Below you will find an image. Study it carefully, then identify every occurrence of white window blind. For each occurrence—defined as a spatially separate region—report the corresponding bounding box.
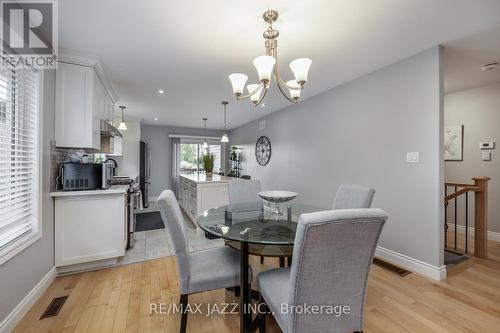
[0,66,40,251]
[209,144,221,172]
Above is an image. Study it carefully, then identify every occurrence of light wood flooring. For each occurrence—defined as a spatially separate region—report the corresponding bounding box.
[13,239,500,333]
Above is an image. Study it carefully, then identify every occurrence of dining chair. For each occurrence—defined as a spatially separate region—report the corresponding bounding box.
[227,179,262,205]
[332,184,376,210]
[157,190,252,333]
[257,208,387,333]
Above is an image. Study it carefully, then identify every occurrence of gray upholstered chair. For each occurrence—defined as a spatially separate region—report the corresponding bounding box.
[227,179,262,205]
[157,190,252,333]
[257,208,387,333]
[332,184,376,210]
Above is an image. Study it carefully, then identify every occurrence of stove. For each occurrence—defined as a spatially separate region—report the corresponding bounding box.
[111,177,134,186]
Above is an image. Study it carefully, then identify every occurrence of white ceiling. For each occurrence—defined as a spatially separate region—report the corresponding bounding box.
[59,0,500,129]
[444,26,500,94]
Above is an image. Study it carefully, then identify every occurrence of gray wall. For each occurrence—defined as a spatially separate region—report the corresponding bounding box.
[141,125,227,198]
[445,82,500,233]
[230,47,444,267]
[0,70,56,321]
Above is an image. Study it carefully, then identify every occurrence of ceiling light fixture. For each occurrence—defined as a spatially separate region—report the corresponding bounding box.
[229,10,311,107]
[221,101,229,143]
[202,117,208,149]
[118,105,127,130]
[154,117,158,121]
[158,89,165,94]
[481,62,499,71]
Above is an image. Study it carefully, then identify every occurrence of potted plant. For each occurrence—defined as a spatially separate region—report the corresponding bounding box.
[230,146,239,161]
[202,153,215,178]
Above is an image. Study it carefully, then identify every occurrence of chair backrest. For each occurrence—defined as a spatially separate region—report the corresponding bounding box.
[332,184,375,210]
[288,208,387,333]
[227,179,262,205]
[157,190,190,294]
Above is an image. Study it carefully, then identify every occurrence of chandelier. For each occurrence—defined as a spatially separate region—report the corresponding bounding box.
[228,10,312,106]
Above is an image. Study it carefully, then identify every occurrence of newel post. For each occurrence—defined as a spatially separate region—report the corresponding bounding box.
[473,176,490,259]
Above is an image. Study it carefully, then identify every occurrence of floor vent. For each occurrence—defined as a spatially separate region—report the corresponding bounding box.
[373,258,411,277]
[40,296,68,319]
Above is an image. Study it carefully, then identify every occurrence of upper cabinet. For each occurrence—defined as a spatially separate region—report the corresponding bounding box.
[55,50,117,149]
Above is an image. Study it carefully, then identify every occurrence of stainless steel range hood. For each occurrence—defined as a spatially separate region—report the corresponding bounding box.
[100,119,123,138]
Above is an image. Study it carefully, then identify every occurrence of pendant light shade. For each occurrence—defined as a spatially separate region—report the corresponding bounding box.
[202,118,208,149]
[118,105,127,130]
[253,55,276,82]
[289,58,312,84]
[221,101,229,143]
[229,73,248,95]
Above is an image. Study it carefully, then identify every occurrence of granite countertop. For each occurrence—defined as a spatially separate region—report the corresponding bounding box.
[179,174,238,184]
[50,185,129,197]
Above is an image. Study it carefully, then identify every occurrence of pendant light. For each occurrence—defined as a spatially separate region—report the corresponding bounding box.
[221,101,229,143]
[118,105,127,130]
[202,118,208,149]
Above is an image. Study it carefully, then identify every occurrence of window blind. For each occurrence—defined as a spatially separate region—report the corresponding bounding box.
[0,66,40,250]
[209,144,221,172]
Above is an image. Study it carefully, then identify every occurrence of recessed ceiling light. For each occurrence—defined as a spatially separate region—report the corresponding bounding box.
[261,103,266,108]
[154,117,158,121]
[158,89,165,94]
[481,62,499,71]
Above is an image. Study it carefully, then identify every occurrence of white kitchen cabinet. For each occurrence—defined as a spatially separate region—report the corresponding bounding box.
[55,58,116,149]
[178,174,235,224]
[52,189,127,270]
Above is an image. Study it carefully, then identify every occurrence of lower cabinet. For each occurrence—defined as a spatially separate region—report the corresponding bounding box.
[179,177,229,224]
[54,193,126,269]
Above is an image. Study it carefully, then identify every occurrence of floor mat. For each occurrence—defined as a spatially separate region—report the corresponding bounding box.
[135,212,165,232]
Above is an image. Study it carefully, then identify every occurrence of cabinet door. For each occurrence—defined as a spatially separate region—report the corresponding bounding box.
[55,62,95,148]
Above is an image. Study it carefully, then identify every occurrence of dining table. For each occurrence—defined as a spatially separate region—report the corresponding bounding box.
[197,200,322,333]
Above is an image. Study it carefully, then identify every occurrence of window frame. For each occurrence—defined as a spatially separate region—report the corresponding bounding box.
[0,69,44,266]
[179,139,223,176]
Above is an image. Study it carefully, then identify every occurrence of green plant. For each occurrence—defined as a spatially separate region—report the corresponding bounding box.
[230,146,239,160]
[202,153,215,173]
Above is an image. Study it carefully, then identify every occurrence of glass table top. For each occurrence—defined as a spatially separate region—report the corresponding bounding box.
[197,201,323,245]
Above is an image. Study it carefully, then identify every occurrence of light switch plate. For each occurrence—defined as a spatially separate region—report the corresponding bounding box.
[482,151,491,161]
[406,152,420,163]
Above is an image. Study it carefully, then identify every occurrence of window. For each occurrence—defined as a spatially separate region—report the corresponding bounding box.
[179,141,222,175]
[0,66,41,264]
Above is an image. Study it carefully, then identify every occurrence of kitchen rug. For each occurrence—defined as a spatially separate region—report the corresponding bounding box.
[135,212,165,232]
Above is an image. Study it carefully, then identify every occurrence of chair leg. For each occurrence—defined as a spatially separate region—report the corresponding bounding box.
[279,257,285,267]
[260,256,264,264]
[179,294,188,333]
[287,256,292,266]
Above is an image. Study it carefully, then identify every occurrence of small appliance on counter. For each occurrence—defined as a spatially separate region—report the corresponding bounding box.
[58,162,114,191]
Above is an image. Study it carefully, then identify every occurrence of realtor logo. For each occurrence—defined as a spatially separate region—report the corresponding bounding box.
[1,0,57,68]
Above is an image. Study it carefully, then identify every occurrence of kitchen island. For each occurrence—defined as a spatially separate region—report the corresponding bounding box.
[50,185,128,273]
[178,174,240,224]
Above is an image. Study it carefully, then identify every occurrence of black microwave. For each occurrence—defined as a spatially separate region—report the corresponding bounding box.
[60,162,113,191]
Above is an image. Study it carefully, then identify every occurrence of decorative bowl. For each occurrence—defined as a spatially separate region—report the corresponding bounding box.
[258,191,298,203]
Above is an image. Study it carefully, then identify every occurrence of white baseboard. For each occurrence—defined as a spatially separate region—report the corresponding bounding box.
[375,246,447,281]
[0,266,57,333]
[448,225,500,242]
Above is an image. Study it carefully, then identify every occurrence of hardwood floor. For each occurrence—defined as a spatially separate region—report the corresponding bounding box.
[13,243,500,333]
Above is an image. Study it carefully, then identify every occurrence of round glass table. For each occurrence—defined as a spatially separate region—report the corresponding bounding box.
[197,201,323,333]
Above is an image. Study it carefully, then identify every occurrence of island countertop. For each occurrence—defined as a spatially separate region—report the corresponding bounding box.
[179,174,238,184]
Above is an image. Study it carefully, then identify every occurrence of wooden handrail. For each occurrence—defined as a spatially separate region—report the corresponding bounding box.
[444,182,475,187]
[443,186,481,204]
[444,176,490,259]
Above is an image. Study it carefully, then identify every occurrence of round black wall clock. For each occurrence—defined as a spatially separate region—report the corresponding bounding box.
[255,136,271,166]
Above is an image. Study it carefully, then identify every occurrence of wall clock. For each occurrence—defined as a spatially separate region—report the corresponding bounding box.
[255,136,271,166]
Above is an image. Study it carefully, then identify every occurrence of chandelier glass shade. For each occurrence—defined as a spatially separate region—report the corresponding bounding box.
[229,10,311,106]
